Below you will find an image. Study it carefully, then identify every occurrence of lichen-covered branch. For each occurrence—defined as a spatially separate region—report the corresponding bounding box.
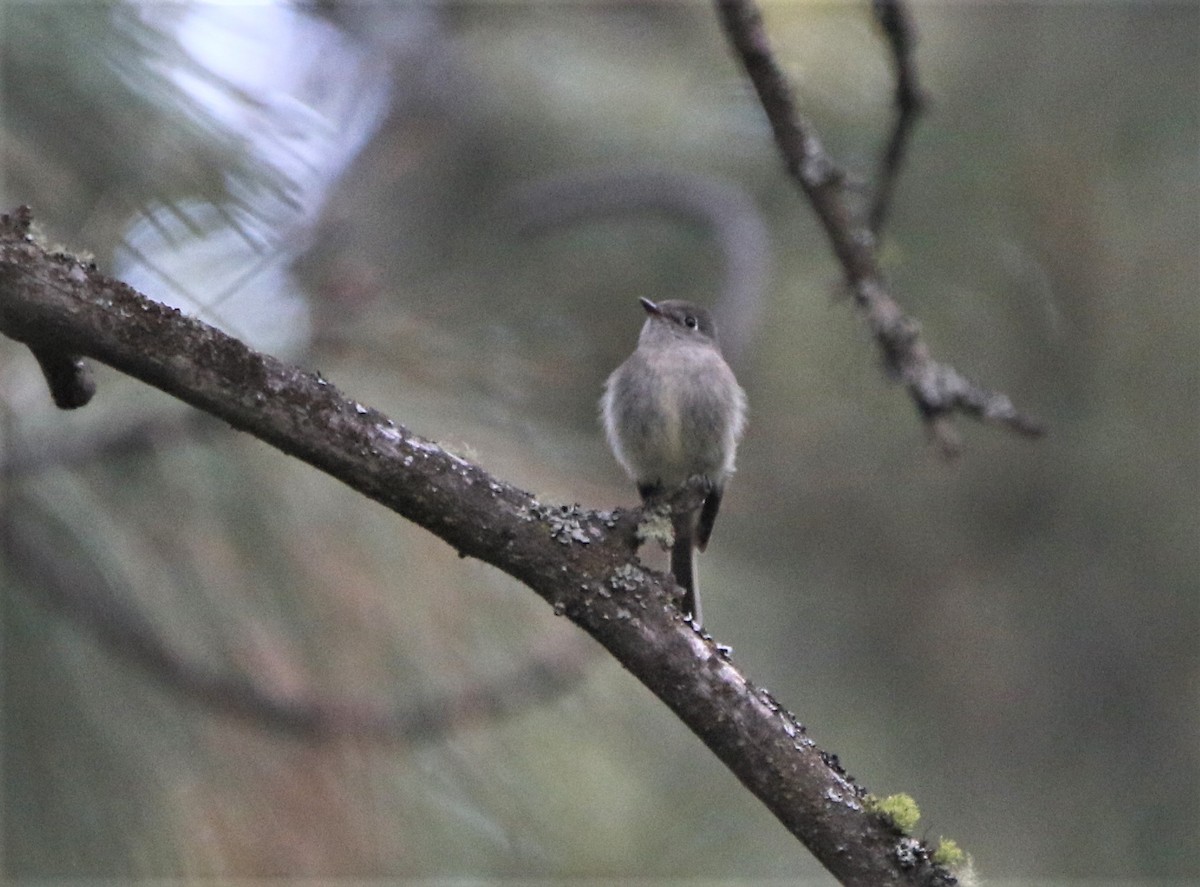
[0,206,955,885]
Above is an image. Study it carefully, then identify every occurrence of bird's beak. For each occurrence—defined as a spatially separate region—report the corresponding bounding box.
[639,297,660,316]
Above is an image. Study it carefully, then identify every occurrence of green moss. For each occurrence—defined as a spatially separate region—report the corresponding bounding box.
[932,837,965,868]
[866,792,921,833]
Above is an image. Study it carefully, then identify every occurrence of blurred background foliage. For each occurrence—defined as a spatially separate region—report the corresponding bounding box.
[1,1,1197,882]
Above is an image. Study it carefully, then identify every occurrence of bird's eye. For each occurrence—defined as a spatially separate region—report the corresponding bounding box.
[684,315,698,329]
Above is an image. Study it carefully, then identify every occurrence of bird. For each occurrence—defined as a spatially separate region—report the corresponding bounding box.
[601,297,747,626]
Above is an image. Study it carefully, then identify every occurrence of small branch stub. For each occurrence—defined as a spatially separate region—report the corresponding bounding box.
[0,207,96,409]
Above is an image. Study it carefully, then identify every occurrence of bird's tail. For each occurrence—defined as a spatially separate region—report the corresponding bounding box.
[671,514,702,626]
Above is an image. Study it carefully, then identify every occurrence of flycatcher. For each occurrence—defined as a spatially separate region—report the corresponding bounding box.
[601,298,747,626]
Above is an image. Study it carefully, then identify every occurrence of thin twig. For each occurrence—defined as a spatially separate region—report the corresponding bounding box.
[869,0,927,234]
[714,0,1044,452]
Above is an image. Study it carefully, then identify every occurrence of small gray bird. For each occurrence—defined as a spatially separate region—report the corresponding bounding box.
[601,298,747,626]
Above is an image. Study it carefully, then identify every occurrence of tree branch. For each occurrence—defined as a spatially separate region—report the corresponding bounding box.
[714,0,1044,454]
[0,205,955,884]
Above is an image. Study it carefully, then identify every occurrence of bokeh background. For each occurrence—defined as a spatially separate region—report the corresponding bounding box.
[2,2,1196,883]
